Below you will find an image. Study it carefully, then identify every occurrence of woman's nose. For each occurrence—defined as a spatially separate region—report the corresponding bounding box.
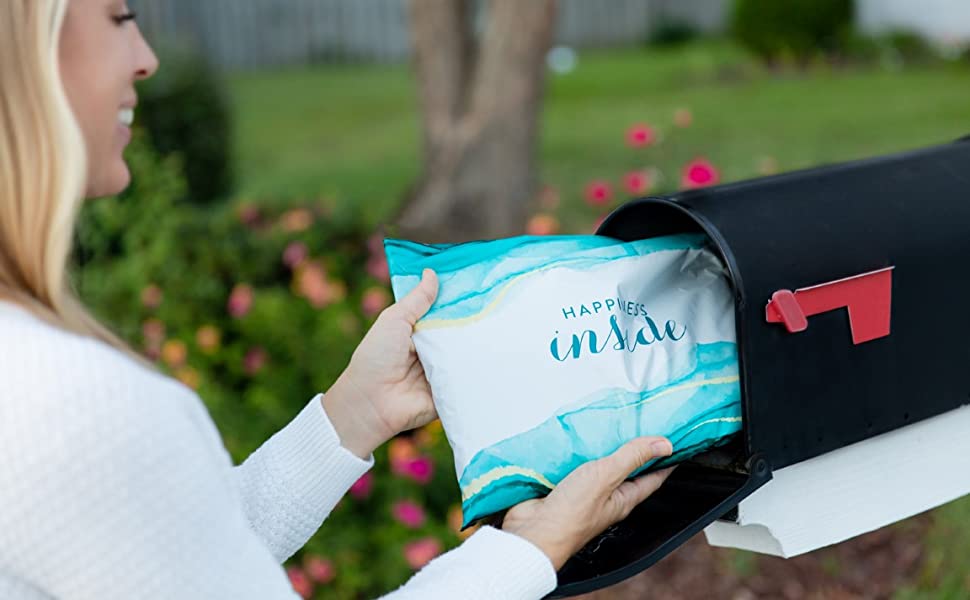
[134,28,159,81]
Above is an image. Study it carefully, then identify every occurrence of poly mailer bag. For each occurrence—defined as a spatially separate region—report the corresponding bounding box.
[385,233,741,527]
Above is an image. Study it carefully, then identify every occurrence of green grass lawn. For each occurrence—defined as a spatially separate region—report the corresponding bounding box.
[229,40,970,231]
[227,40,970,596]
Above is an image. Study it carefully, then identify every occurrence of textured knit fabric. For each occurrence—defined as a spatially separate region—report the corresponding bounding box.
[0,300,557,599]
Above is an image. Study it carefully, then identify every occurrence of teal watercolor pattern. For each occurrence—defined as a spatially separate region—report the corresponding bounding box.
[457,342,741,527]
[385,233,707,324]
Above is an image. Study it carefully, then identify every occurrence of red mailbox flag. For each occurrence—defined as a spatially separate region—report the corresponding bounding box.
[766,267,893,345]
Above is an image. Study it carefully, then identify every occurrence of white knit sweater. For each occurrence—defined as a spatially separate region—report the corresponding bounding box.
[0,301,557,599]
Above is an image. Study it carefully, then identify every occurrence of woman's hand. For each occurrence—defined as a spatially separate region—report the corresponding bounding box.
[501,437,676,570]
[323,269,439,458]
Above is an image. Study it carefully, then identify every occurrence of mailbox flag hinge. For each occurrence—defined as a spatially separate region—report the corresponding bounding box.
[766,267,893,345]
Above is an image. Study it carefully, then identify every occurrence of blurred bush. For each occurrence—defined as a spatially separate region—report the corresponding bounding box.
[75,132,470,598]
[647,21,700,47]
[730,0,854,65]
[843,29,946,69]
[136,45,235,205]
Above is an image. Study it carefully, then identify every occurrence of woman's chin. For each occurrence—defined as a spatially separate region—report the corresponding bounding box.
[85,163,131,200]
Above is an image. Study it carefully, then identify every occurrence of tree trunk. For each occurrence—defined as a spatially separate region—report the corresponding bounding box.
[398,0,557,242]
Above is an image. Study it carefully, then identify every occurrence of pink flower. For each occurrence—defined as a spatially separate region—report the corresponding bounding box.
[349,472,373,500]
[525,213,559,236]
[282,242,309,269]
[626,123,656,148]
[286,565,314,599]
[237,203,262,227]
[141,284,163,309]
[367,233,385,257]
[294,262,335,309]
[244,346,268,376]
[227,283,254,318]
[392,500,426,529]
[681,158,720,189]
[361,287,392,318]
[142,318,166,343]
[674,107,693,128]
[403,537,442,570]
[303,556,335,585]
[623,171,651,196]
[366,255,390,283]
[584,181,613,207]
[403,456,434,485]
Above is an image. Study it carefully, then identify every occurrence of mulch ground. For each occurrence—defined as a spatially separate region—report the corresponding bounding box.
[578,514,929,600]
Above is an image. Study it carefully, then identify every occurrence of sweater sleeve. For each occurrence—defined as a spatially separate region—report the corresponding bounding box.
[232,393,374,562]
[381,527,558,600]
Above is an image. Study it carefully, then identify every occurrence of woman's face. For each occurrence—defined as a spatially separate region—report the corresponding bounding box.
[59,0,158,198]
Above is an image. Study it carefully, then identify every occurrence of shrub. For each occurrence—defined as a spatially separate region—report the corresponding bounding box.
[75,132,472,598]
[730,0,854,65]
[647,21,700,47]
[136,45,235,205]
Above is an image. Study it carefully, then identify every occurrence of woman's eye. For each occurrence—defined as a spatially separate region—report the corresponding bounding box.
[112,11,137,25]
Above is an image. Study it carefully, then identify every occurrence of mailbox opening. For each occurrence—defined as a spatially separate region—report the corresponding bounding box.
[549,199,769,599]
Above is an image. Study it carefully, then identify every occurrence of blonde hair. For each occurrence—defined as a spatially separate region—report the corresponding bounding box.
[0,0,154,368]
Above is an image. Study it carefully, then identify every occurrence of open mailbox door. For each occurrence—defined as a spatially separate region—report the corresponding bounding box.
[550,136,970,597]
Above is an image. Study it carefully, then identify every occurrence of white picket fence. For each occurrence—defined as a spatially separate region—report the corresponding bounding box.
[130,0,729,70]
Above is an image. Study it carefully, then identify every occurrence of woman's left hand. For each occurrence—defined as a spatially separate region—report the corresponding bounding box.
[323,269,439,458]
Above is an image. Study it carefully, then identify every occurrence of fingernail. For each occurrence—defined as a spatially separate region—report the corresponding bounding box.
[650,440,672,456]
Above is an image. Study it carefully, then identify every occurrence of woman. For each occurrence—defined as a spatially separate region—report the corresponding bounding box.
[0,1,676,598]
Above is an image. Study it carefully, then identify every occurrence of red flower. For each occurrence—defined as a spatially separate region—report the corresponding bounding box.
[584,181,613,207]
[392,500,426,529]
[623,171,651,196]
[526,213,559,236]
[349,472,373,500]
[681,158,720,189]
[286,566,314,599]
[403,537,443,570]
[303,556,335,585]
[625,123,656,148]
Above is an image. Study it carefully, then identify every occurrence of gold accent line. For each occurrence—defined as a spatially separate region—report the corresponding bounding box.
[684,416,742,435]
[461,466,556,501]
[460,375,741,502]
[623,375,740,411]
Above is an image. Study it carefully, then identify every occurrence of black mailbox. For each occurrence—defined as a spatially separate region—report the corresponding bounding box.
[550,136,970,597]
